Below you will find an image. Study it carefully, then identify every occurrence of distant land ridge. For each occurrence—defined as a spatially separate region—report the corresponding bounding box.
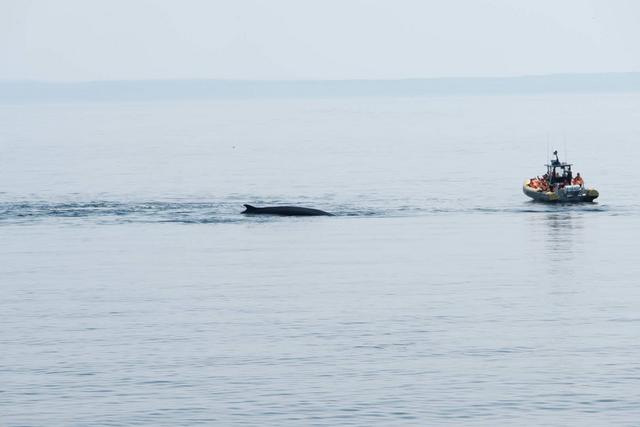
[2,72,640,103]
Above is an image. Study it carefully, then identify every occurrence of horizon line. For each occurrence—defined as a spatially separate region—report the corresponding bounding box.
[3,71,640,85]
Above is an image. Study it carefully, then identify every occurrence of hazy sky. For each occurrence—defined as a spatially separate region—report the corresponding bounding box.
[2,0,639,81]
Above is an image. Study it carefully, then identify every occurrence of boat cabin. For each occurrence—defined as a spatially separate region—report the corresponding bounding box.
[545,151,573,185]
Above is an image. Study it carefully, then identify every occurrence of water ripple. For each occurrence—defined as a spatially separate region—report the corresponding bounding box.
[0,198,629,225]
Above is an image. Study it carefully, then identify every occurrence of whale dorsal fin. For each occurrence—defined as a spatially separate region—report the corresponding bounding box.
[243,204,258,213]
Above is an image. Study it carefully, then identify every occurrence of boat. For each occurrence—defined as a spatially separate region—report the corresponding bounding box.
[523,150,599,202]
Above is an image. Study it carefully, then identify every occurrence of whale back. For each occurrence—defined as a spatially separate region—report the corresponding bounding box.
[242,204,332,216]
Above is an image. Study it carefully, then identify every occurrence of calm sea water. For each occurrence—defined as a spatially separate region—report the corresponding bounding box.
[2,93,640,426]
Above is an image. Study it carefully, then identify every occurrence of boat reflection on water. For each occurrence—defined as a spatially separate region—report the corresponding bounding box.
[540,209,585,275]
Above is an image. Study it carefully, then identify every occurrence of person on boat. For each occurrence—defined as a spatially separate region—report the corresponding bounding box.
[572,173,584,187]
[566,169,573,184]
[539,179,549,192]
[529,178,538,189]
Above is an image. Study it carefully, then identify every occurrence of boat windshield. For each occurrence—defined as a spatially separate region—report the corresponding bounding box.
[545,163,573,184]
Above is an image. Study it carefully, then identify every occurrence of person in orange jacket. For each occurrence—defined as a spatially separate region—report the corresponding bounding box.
[530,178,539,189]
[572,173,584,187]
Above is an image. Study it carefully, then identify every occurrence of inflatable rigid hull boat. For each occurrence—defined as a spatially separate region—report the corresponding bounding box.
[523,150,599,203]
[523,180,599,202]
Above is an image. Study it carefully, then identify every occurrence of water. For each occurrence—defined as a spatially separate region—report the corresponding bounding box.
[2,93,640,426]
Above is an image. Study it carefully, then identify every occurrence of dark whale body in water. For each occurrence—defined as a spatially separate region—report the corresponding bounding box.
[242,204,333,216]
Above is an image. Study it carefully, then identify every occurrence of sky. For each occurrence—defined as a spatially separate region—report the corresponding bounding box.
[1,0,639,81]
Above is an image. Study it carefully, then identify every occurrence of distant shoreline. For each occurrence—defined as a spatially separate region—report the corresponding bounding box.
[2,72,640,103]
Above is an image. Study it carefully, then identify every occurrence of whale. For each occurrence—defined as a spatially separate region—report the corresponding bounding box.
[242,204,333,216]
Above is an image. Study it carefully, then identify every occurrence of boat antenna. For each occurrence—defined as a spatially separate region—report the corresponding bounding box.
[546,135,549,164]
